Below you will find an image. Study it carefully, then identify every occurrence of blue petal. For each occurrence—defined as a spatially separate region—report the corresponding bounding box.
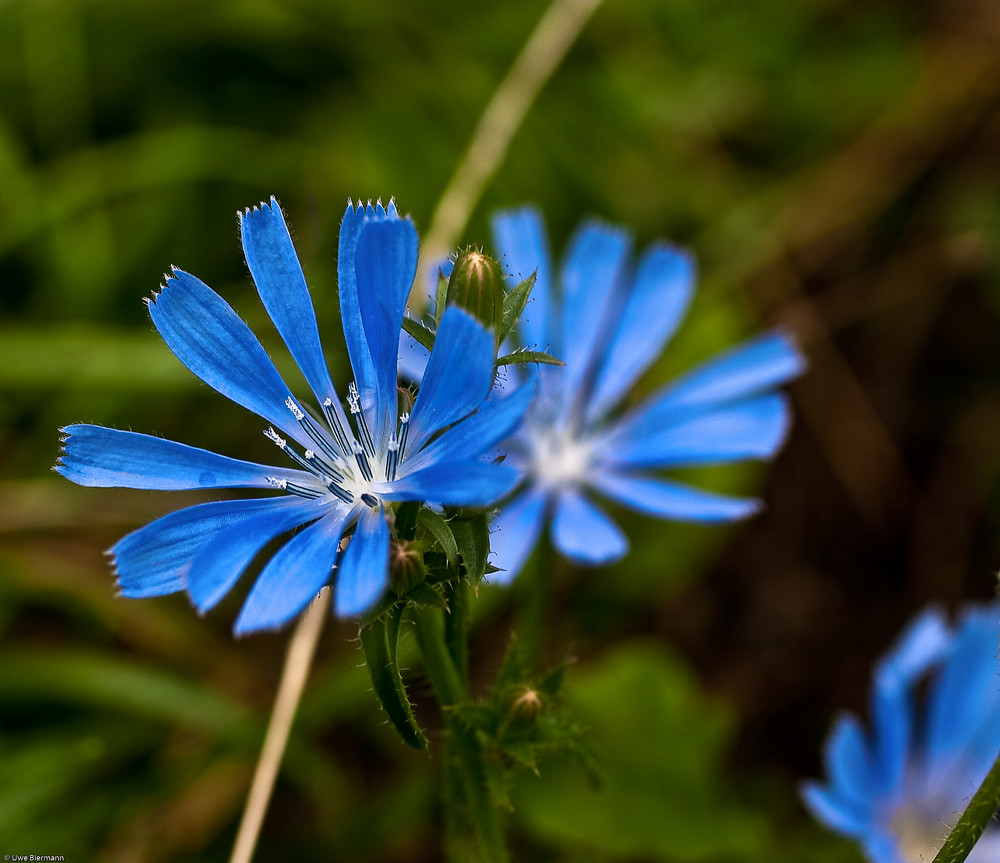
[56,424,307,490]
[407,307,494,451]
[590,471,761,522]
[598,394,791,469]
[233,510,350,635]
[397,327,430,384]
[586,245,694,422]
[800,781,871,837]
[402,378,535,474]
[338,201,398,413]
[556,221,631,415]
[925,606,1000,787]
[111,498,298,598]
[863,608,954,799]
[551,490,627,564]
[487,487,548,586]
[822,715,876,810]
[187,497,329,613]
[354,216,419,443]
[491,207,553,351]
[240,198,339,408]
[623,333,805,433]
[380,460,519,507]
[334,505,389,616]
[148,268,312,448]
[868,665,913,798]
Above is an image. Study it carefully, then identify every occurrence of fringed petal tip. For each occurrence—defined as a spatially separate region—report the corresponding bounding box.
[148,267,193,303]
[343,197,398,220]
[237,195,281,222]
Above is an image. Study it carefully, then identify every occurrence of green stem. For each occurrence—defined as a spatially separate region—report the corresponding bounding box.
[932,747,1000,863]
[414,606,508,863]
[445,579,471,684]
[517,538,554,670]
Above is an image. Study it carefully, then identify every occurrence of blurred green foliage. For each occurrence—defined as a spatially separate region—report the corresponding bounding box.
[2,0,999,859]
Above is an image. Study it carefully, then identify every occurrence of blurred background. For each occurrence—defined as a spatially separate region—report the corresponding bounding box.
[2,0,1000,859]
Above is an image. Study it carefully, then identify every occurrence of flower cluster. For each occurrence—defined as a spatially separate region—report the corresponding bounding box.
[485,208,805,582]
[57,199,528,633]
[802,603,1000,862]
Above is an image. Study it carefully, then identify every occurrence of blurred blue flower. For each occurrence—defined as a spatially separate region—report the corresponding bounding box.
[802,604,1000,862]
[484,208,805,582]
[57,198,526,634]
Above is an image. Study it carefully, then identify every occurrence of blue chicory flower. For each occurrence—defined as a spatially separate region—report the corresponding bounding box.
[482,207,805,582]
[57,198,527,634]
[802,603,1000,862]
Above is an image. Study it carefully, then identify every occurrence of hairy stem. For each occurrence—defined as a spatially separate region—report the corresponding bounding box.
[414,606,508,863]
[229,588,330,863]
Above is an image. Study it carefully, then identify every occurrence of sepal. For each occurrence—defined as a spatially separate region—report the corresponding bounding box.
[497,273,535,344]
[495,348,563,369]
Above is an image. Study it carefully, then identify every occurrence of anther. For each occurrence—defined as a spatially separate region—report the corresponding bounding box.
[396,412,410,463]
[325,480,354,504]
[348,382,376,459]
[323,397,353,454]
[352,440,374,482]
[385,435,399,481]
[266,476,323,499]
[361,493,379,509]
[288,399,346,463]
[285,397,305,422]
[264,428,318,474]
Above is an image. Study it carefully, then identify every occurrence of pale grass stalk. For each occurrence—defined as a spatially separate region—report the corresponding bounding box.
[416,0,606,298]
[229,587,330,863]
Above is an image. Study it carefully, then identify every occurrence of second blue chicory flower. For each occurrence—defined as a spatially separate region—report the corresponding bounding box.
[486,208,805,582]
[57,199,529,633]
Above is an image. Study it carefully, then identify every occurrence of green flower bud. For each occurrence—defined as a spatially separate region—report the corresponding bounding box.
[446,248,505,337]
[512,686,543,718]
[389,539,427,596]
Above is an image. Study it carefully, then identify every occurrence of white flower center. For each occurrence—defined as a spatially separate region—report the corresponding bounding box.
[263,387,408,508]
[529,426,592,490]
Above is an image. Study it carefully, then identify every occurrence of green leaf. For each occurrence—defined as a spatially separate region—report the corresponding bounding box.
[498,274,536,343]
[449,512,491,585]
[401,316,437,352]
[359,606,428,751]
[417,507,459,567]
[495,349,564,368]
[0,651,244,731]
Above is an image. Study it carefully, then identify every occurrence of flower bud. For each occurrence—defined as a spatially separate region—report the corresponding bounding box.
[446,248,505,336]
[389,540,426,595]
[510,686,543,721]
